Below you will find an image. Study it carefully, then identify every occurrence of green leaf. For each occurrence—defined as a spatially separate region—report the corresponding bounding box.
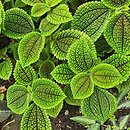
[39,18,59,36]
[21,0,45,6]
[72,1,109,41]
[64,85,82,106]
[45,0,61,7]
[46,101,63,118]
[81,87,118,122]
[32,78,66,109]
[104,12,130,55]
[39,60,55,79]
[0,94,4,101]
[21,103,51,130]
[67,37,97,74]
[118,100,130,109]
[103,54,130,82]
[91,63,122,88]
[102,0,129,9]
[15,0,26,7]
[0,58,12,80]
[31,3,50,17]
[71,72,94,99]
[0,48,7,60]
[3,8,34,39]
[47,4,73,24]
[119,115,129,129]
[51,64,75,84]
[18,32,45,67]
[7,85,29,114]
[14,61,36,85]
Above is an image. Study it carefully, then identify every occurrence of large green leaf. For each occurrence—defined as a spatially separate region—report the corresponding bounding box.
[32,78,66,109]
[104,12,130,55]
[91,63,122,88]
[51,64,75,84]
[47,4,73,24]
[72,1,109,41]
[0,58,12,80]
[71,72,94,99]
[14,61,36,85]
[21,0,45,6]
[45,0,62,7]
[21,103,51,130]
[3,8,34,39]
[18,32,45,67]
[67,37,97,74]
[81,87,117,122]
[7,85,29,114]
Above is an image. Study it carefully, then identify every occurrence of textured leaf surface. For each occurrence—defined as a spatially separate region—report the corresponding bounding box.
[51,64,75,84]
[31,3,50,17]
[47,4,73,24]
[32,79,66,109]
[46,101,63,118]
[7,85,28,114]
[21,103,51,130]
[21,0,45,6]
[18,32,45,67]
[0,59,12,80]
[103,54,130,82]
[3,8,34,39]
[39,18,59,36]
[91,63,122,88]
[64,85,82,106]
[14,61,36,85]
[67,37,97,74]
[104,13,130,55]
[81,87,117,122]
[45,0,61,7]
[71,73,94,99]
[72,1,109,41]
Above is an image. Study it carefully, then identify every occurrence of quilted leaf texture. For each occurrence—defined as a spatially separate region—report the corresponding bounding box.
[39,18,59,36]
[91,63,122,88]
[3,8,34,39]
[31,3,50,17]
[32,78,66,109]
[18,32,45,67]
[14,61,36,85]
[64,85,82,106]
[46,101,63,118]
[81,87,117,122]
[45,0,62,7]
[51,64,75,84]
[103,54,130,82]
[7,85,29,114]
[71,72,94,99]
[67,37,97,74]
[104,12,130,55]
[0,58,12,80]
[72,1,109,41]
[102,0,130,9]
[21,0,45,6]
[21,103,51,130]
[47,4,73,24]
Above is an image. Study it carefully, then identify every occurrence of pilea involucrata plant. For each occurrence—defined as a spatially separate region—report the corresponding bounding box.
[0,0,130,129]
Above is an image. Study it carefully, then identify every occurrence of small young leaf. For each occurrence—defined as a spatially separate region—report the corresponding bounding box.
[67,37,97,74]
[0,94,4,101]
[32,78,66,109]
[104,12,130,55]
[47,4,73,24]
[7,85,29,114]
[14,61,36,85]
[71,73,94,99]
[51,64,75,84]
[18,32,45,67]
[119,115,129,130]
[39,18,59,36]
[46,101,63,118]
[45,0,62,7]
[21,103,51,130]
[15,0,26,7]
[81,87,117,122]
[31,3,50,17]
[91,63,122,88]
[21,0,45,6]
[0,58,12,80]
[3,8,34,39]
[72,1,109,41]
